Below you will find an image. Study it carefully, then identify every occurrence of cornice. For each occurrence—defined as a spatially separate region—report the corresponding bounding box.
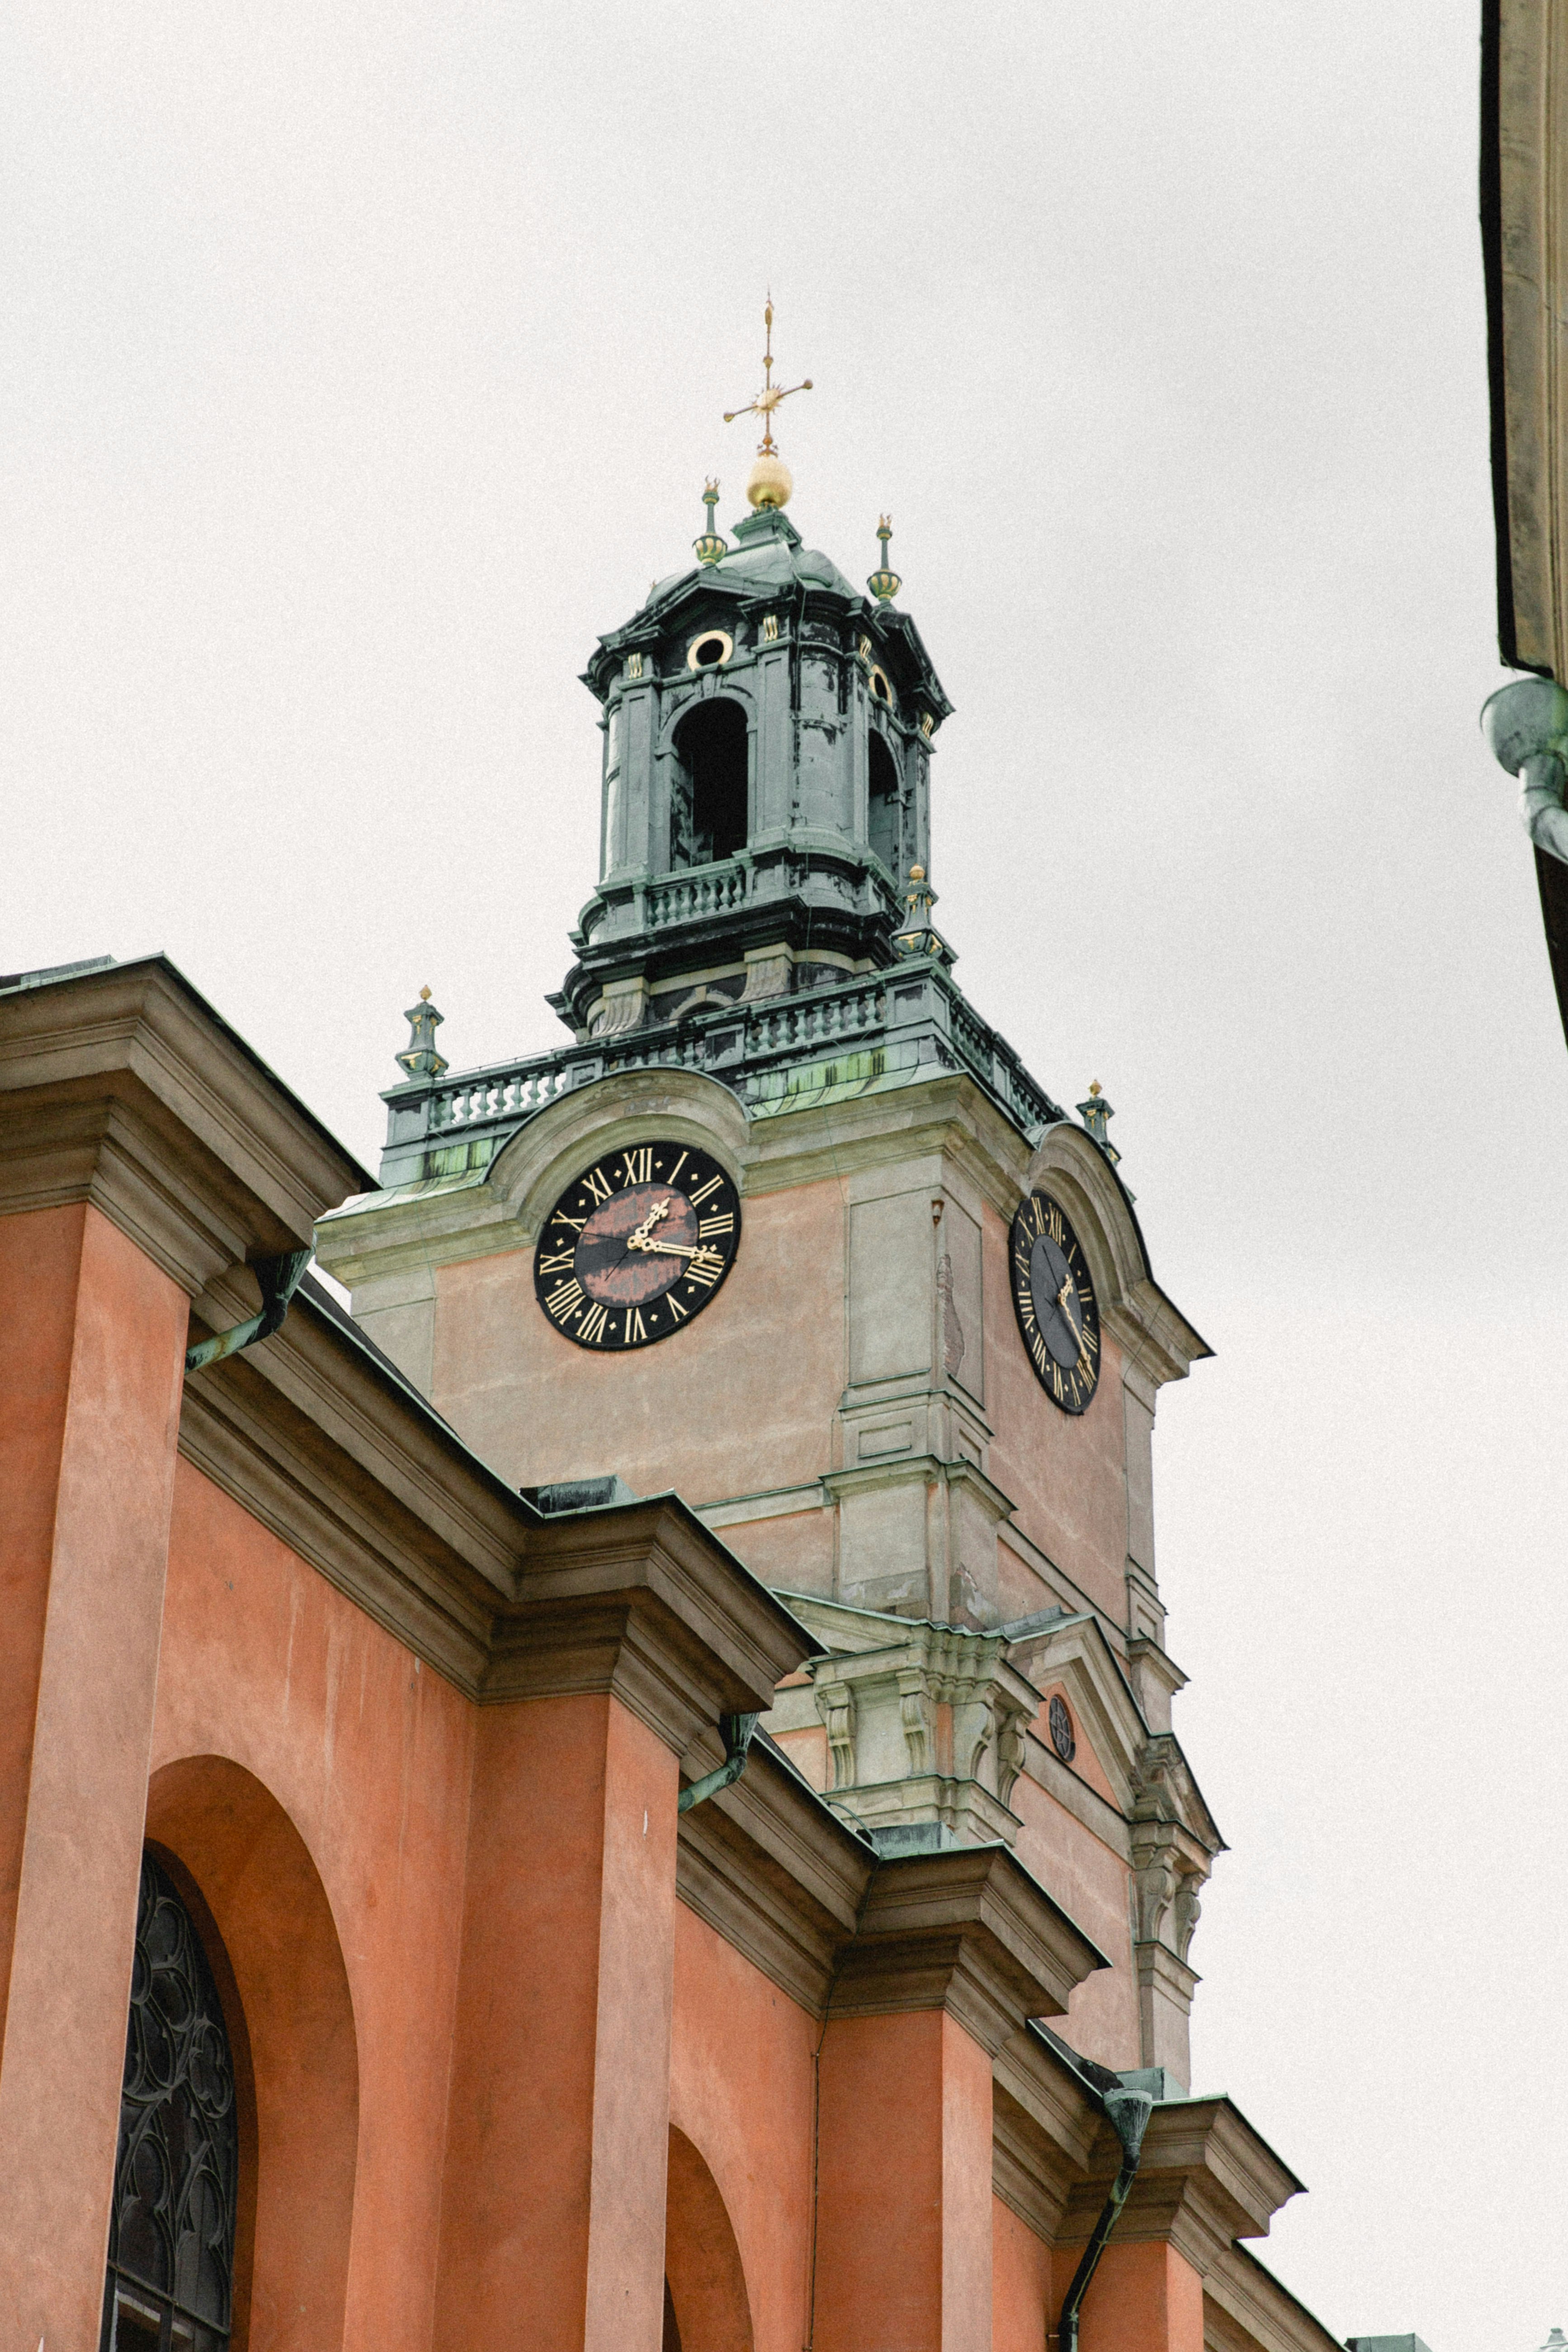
[1058,2095,1305,2274]
[830,1845,1108,2054]
[1202,2243,1341,2352]
[0,957,369,1293]
[675,1737,875,2012]
[991,2081,1078,2242]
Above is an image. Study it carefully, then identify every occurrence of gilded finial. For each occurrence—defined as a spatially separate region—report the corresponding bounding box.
[694,478,727,566]
[868,515,902,603]
[724,297,813,510]
[397,987,449,1082]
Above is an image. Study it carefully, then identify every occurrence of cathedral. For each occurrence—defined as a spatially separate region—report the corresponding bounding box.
[0,331,1349,2351]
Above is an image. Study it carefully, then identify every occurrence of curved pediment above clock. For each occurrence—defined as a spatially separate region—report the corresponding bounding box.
[1023,1121,1211,1390]
[487,1065,750,1244]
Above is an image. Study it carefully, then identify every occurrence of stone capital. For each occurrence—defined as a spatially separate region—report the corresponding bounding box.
[489,1498,817,1755]
[830,1843,1107,2056]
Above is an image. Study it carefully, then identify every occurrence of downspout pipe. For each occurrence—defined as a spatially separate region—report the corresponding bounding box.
[678,1713,760,1813]
[185,1249,313,1375]
[1053,2067,1156,2352]
[1482,676,1568,864]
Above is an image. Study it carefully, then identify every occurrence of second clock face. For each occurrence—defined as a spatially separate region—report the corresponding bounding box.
[533,1141,741,1351]
[1009,1190,1100,1414]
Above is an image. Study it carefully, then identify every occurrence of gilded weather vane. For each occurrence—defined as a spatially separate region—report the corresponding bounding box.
[724,298,812,510]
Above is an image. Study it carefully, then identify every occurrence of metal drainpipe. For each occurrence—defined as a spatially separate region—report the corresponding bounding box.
[185,1250,313,1375]
[677,1713,760,1813]
[1053,2074,1156,2352]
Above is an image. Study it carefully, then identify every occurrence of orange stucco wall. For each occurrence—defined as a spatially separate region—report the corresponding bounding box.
[153,1459,475,2351]
[669,1906,818,2352]
[993,2194,1053,2352]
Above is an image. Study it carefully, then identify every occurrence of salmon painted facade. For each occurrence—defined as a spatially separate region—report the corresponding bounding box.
[1,467,1342,2352]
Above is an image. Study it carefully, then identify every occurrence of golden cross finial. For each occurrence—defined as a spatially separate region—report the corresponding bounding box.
[723,298,812,455]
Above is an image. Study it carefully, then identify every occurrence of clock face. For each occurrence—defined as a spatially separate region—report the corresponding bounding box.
[533,1141,741,1351]
[1009,1191,1100,1414]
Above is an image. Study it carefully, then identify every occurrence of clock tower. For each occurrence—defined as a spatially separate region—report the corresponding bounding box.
[316,368,1221,2086]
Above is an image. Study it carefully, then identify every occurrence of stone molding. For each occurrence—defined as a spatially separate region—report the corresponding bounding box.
[1025,1119,1210,1389]
[1202,2243,1342,2352]
[991,2081,1081,2243]
[0,957,371,1294]
[829,1846,1108,2053]
[1057,2095,1305,2274]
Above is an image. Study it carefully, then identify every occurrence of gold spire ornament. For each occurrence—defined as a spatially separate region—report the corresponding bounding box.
[724,298,812,510]
[693,479,727,565]
[867,515,901,603]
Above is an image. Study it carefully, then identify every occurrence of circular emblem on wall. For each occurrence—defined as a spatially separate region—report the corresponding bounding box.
[1008,1190,1100,1414]
[1048,1695,1077,1763]
[533,1141,741,1351]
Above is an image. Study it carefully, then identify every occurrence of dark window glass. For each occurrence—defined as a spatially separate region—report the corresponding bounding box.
[101,1855,238,2352]
[869,729,901,876]
[671,699,748,867]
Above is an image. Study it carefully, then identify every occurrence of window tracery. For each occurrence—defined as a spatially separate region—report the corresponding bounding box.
[101,1853,238,2352]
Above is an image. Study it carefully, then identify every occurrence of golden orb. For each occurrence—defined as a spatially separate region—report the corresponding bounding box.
[909,865,926,882]
[746,451,793,510]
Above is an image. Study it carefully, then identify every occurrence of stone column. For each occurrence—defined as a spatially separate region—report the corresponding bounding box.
[433,1505,812,2352]
[0,1204,188,2351]
[811,1845,1105,2352]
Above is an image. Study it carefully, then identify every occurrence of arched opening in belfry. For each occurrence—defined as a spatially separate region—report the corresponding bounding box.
[868,728,902,877]
[672,699,749,868]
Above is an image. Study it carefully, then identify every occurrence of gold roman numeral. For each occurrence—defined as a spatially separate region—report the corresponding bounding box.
[684,1251,723,1289]
[579,1302,609,1343]
[666,1150,689,1186]
[698,1213,733,1239]
[619,1148,653,1186]
[553,1214,587,1234]
[626,1307,647,1342]
[688,1173,723,1208]
[581,1167,612,1205]
[1047,1204,1063,1245]
[1050,1365,1064,1399]
[546,1279,585,1322]
[667,1293,690,1321]
[538,1250,576,1275]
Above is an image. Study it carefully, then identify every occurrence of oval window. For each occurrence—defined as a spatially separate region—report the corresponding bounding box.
[687,629,734,671]
[1048,1694,1077,1763]
[868,666,893,705]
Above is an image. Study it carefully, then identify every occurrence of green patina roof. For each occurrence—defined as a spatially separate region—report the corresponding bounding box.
[647,506,856,609]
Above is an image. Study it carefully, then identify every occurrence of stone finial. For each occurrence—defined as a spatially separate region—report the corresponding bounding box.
[693,478,727,566]
[867,515,902,604]
[1076,1080,1120,1166]
[397,984,449,1081]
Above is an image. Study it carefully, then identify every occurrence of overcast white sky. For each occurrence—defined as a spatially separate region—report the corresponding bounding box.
[3,4,1563,2342]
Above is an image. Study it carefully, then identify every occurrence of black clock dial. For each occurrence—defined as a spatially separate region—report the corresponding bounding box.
[1009,1191,1100,1414]
[533,1141,741,1351]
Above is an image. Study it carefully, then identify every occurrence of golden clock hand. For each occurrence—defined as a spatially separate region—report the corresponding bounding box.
[628,1237,721,1262]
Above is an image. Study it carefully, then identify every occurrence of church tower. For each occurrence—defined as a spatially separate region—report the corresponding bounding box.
[318,324,1221,2087]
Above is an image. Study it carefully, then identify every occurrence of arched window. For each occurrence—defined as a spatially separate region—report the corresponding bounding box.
[102,1854,239,2352]
[671,699,748,868]
[868,729,901,877]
